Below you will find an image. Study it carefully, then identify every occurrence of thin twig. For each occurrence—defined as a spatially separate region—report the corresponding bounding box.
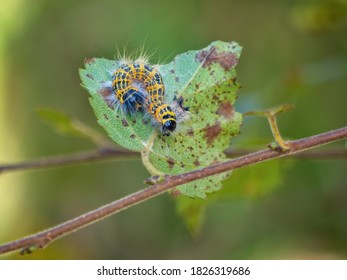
[0,146,346,175]
[227,149,347,159]
[0,126,346,256]
[0,147,138,174]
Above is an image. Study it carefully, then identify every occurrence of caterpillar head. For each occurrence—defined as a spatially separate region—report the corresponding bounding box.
[161,119,176,136]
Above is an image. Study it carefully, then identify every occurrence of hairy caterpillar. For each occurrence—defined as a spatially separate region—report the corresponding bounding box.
[105,60,188,136]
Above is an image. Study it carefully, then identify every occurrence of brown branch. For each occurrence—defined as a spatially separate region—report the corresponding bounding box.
[1,144,346,175]
[0,147,138,174]
[0,126,346,256]
[227,148,347,159]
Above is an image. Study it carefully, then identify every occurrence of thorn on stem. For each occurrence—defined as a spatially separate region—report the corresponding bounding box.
[19,245,39,255]
[144,174,169,185]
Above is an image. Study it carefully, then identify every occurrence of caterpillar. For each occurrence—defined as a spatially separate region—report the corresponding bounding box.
[110,62,187,136]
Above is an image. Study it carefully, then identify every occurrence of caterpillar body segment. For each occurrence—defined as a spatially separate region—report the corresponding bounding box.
[110,61,188,136]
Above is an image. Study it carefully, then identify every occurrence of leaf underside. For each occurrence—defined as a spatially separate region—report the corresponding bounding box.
[80,41,243,198]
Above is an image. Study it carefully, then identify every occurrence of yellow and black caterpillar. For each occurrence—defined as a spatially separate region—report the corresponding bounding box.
[111,62,186,136]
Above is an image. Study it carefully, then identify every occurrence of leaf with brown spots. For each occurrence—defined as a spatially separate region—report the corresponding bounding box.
[79,41,243,198]
[149,41,243,198]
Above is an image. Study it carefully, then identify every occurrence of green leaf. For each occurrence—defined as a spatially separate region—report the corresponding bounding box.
[80,58,154,151]
[37,108,112,147]
[175,196,207,236]
[79,41,243,198]
[37,108,86,137]
[214,132,292,201]
[218,160,287,199]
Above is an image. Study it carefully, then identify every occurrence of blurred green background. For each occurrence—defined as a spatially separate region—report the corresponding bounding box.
[1,0,346,259]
